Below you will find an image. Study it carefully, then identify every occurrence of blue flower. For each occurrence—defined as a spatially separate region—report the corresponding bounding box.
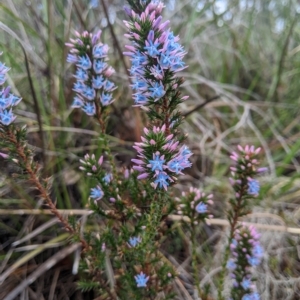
[153,172,170,190]
[144,41,160,57]
[74,68,88,81]
[93,60,107,74]
[103,80,115,92]
[66,54,77,63]
[167,159,182,174]
[90,186,104,201]
[90,0,98,8]
[82,102,95,116]
[77,55,92,70]
[159,53,172,69]
[131,51,147,66]
[242,293,260,300]
[132,79,148,91]
[180,145,192,156]
[130,65,143,76]
[71,96,84,108]
[100,92,113,106]
[133,93,148,105]
[241,278,251,290]
[103,173,112,184]
[252,245,263,258]
[248,179,260,195]
[93,44,109,58]
[0,109,16,125]
[149,82,165,100]
[250,293,260,300]
[226,259,236,270]
[134,272,149,288]
[92,75,106,89]
[10,94,21,106]
[195,202,207,214]
[82,86,96,100]
[148,154,165,172]
[167,39,182,52]
[171,56,185,71]
[242,295,252,300]
[168,153,191,173]
[73,81,85,93]
[0,63,9,85]
[128,236,141,247]
[248,256,260,267]
[0,93,11,109]
[150,65,164,79]
[231,239,238,247]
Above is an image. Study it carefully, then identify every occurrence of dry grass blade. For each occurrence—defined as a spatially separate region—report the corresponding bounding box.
[0,233,70,284]
[12,218,59,247]
[3,243,81,300]
[174,277,194,300]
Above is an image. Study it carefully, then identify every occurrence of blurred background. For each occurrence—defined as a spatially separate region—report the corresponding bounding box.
[1,0,300,299]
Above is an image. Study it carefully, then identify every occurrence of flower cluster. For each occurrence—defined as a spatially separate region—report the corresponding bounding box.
[66,31,116,116]
[124,0,188,128]
[132,125,192,190]
[229,145,266,198]
[0,53,22,126]
[227,145,267,221]
[227,225,263,300]
[79,154,117,204]
[175,187,214,223]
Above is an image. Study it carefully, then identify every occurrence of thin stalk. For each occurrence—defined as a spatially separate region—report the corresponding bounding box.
[141,193,165,247]
[217,182,248,300]
[191,223,202,298]
[2,127,88,251]
[101,132,119,183]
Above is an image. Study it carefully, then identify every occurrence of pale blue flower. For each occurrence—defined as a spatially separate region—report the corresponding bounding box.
[134,272,149,287]
[93,44,109,58]
[131,51,147,66]
[82,102,96,116]
[0,109,16,125]
[71,96,84,108]
[248,256,260,267]
[103,173,112,184]
[73,81,85,93]
[128,236,141,247]
[195,202,207,214]
[82,86,96,100]
[148,154,165,172]
[252,245,263,258]
[241,278,251,290]
[133,93,148,105]
[92,75,106,89]
[226,259,236,270]
[159,53,172,69]
[90,186,104,201]
[100,92,113,106]
[149,82,165,100]
[153,172,170,190]
[132,79,148,91]
[74,68,88,81]
[77,55,92,70]
[93,60,107,74]
[103,80,115,92]
[248,179,260,195]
